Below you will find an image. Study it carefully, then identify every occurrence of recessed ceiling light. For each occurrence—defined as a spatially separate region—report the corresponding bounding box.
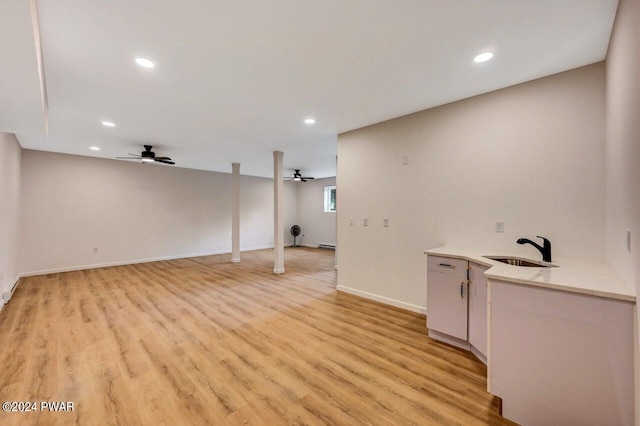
[89,146,100,151]
[135,57,155,68]
[304,118,316,125]
[101,121,116,127]
[474,52,494,63]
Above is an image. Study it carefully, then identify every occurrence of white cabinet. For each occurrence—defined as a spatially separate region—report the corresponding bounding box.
[426,255,469,347]
[427,256,489,362]
[468,262,488,361]
[488,279,634,426]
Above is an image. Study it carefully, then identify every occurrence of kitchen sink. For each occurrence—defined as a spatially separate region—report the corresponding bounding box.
[483,256,557,267]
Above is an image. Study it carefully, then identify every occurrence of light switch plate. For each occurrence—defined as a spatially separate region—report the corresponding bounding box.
[495,221,504,233]
[349,217,354,226]
[363,217,369,226]
[383,217,390,227]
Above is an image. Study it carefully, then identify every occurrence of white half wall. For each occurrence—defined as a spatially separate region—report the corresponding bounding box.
[605,0,640,422]
[0,133,22,298]
[606,0,640,304]
[337,63,606,310]
[20,150,297,275]
[296,177,336,247]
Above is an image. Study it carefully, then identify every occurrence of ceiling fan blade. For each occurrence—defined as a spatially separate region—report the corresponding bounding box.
[301,177,315,180]
[116,157,142,160]
[155,159,175,165]
[127,153,142,157]
[155,156,172,161]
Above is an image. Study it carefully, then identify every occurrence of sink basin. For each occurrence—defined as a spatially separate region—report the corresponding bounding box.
[483,256,557,268]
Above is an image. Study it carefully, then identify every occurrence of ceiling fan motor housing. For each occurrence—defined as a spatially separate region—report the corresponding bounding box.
[142,146,155,160]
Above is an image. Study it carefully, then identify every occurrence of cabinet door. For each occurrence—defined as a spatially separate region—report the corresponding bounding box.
[468,262,488,357]
[427,269,468,340]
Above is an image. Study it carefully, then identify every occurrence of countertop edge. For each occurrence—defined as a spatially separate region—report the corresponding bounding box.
[483,273,636,303]
[424,249,494,267]
[424,247,636,303]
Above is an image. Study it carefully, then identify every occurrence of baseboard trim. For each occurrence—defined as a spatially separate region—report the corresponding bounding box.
[10,275,20,293]
[470,345,487,365]
[336,285,426,314]
[1,275,21,310]
[19,245,279,278]
[428,329,470,350]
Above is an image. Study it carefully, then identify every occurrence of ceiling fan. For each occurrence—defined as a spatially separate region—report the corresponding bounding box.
[116,145,175,165]
[285,169,315,182]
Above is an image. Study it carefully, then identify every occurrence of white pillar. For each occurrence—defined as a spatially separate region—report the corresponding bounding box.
[231,163,241,263]
[273,151,285,274]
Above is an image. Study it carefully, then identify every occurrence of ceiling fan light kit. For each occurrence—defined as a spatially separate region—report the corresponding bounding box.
[116,145,175,165]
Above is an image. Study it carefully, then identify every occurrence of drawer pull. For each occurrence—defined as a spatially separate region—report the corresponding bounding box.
[438,263,454,268]
[460,283,464,299]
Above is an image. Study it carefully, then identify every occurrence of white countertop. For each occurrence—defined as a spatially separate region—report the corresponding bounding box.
[424,246,635,303]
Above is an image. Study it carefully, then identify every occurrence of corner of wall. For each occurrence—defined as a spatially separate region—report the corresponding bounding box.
[0,133,22,297]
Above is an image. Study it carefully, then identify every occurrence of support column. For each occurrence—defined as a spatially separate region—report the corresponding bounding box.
[231,163,240,263]
[273,151,285,274]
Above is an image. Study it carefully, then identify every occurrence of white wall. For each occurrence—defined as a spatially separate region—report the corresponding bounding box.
[20,150,297,274]
[605,0,640,421]
[606,0,640,307]
[337,63,606,312]
[0,133,21,299]
[296,177,336,247]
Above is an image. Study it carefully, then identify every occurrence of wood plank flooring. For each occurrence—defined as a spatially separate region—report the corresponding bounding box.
[0,248,515,425]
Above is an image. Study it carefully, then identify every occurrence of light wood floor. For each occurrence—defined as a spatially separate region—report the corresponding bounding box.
[0,248,514,425]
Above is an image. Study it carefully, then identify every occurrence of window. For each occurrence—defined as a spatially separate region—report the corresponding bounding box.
[324,186,336,212]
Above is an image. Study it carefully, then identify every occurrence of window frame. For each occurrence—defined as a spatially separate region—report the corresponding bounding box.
[323,185,336,213]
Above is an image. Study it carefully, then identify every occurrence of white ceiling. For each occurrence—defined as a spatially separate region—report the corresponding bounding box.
[1,0,618,178]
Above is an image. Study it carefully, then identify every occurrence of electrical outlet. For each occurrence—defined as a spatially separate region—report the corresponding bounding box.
[402,155,409,165]
[495,221,504,233]
[383,217,390,227]
[93,246,98,253]
[363,217,369,227]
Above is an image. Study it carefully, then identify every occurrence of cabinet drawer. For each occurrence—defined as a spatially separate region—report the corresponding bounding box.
[427,255,468,276]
